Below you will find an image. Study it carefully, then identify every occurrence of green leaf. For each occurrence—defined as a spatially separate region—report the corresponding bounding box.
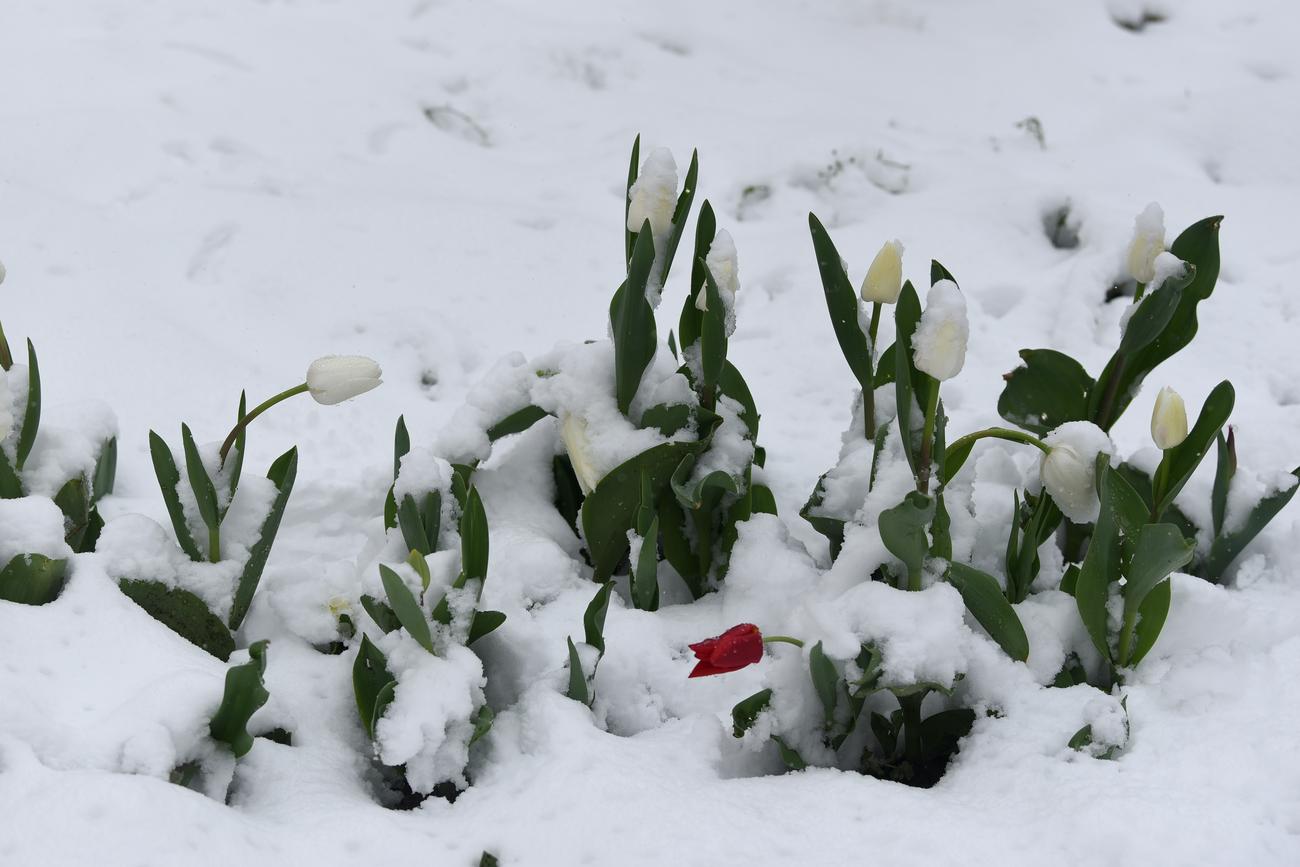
[809,641,839,727]
[1203,466,1299,579]
[353,634,395,739]
[1122,524,1194,621]
[92,437,118,504]
[580,440,702,581]
[1117,268,1191,355]
[398,494,432,556]
[919,707,975,756]
[460,486,489,588]
[148,431,203,561]
[393,415,410,481]
[224,393,246,517]
[565,636,589,706]
[0,449,23,498]
[1075,462,1124,662]
[697,257,728,399]
[808,213,873,393]
[479,853,500,867]
[15,339,40,472]
[631,516,660,612]
[54,477,93,553]
[469,704,494,747]
[1211,430,1234,536]
[360,594,401,633]
[946,563,1030,662]
[610,225,659,416]
[1153,380,1234,517]
[658,149,698,287]
[678,201,717,353]
[228,447,297,630]
[731,688,773,738]
[422,491,442,555]
[118,578,234,661]
[773,736,807,770]
[209,640,270,759]
[879,491,934,587]
[1128,578,1171,667]
[583,582,613,654]
[379,564,434,654]
[930,260,956,286]
[468,610,507,645]
[640,402,693,437]
[893,282,928,474]
[552,455,583,532]
[624,134,640,266]
[800,473,845,561]
[0,553,68,606]
[181,424,219,535]
[997,349,1094,436]
[1090,217,1223,429]
[486,405,550,442]
[751,484,778,516]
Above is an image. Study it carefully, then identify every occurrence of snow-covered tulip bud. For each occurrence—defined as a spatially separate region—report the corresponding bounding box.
[560,414,604,495]
[305,356,382,405]
[1150,386,1188,450]
[697,229,740,315]
[860,240,904,304]
[1125,202,1165,284]
[626,147,679,238]
[1040,421,1114,524]
[912,279,968,381]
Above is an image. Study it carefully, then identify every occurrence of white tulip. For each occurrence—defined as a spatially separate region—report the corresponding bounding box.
[305,355,382,405]
[696,229,740,313]
[860,240,904,304]
[912,279,968,381]
[1125,202,1165,284]
[560,414,604,495]
[1150,386,1189,450]
[1040,421,1114,524]
[626,148,679,238]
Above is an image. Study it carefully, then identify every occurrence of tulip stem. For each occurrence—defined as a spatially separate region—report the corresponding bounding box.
[763,635,805,648]
[916,378,941,494]
[1150,451,1172,522]
[218,383,309,466]
[208,524,221,563]
[863,302,882,439]
[867,302,882,349]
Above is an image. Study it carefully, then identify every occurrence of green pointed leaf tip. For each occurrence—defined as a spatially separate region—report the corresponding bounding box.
[565,636,590,706]
[353,634,396,739]
[611,226,659,416]
[732,688,773,738]
[808,213,874,393]
[583,582,613,654]
[228,447,297,631]
[379,564,435,654]
[180,423,220,532]
[946,563,1030,661]
[16,339,41,471]
[209,640,270,759]
[809,642,839,725]
[394,415,410,481]
[460,486,489,587]
[148,431,203,562]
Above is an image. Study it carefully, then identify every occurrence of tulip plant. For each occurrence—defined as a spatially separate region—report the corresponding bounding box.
[131,356,381,659]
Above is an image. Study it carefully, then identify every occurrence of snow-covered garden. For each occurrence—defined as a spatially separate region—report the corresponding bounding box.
[3,2,1299,865]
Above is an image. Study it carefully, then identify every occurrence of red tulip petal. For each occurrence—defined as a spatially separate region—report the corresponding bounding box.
[688,659,727,678]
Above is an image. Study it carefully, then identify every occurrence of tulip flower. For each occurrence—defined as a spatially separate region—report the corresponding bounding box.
[1039,421,1114,523]
[560,414,604,495]
[697,229,740,314]
[688,623,765,677]
[1150,386,1189,450]
[912,279,969,382]
[626,147,679,239]
[860,240,904,305]
[306,355,383,406]
[1125,202,1165,287]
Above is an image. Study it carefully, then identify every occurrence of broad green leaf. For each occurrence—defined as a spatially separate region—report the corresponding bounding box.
[878,491,934,588]
[631,514,660,612]
[1117,267,1191,355]
[422,491,442,555]
[1203,466,1299,579]
[808,213,873,393]
[1122,524,1194,621]
[1075,461,1123,661]
[228,447,297,630]
[658,149,698,287]
[118,578,234,660]
[1153,380,1234,517]
[583,582,613,654]
[469,704,494,747]
[0,449,22,498]
[565,636,589,706]
[181,424,219,536]
[379,564,434,654]
[148,431,203,561]
[946,563,1030,661]
[919,707,975,756]
[360,594,401,633]
[92,437,118,504]
[0,553,68,606]
[468,610,507,645]
[731,688,773,738]
[398,494,432,555]
[678,200,717,352]
[15,339,40,472]
[1128,577,1171,667]
[209,640,270,759]
[353,634,395,739]
[486,405,550,442]
[610,226,658,416]
[997,349,1094,436]
[809,641,839,727]
[459,486,489,587]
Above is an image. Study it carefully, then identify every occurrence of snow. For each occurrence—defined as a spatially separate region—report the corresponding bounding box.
[912,278,969,381]
[3,1,1300,865]
[1125,201,1166,283]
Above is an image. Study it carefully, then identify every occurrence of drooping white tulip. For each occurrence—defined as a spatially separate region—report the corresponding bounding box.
[1125,202,1165,284]
[560,414,603,495]
[912,279,968,381]
[1150,386,1189,450]
[1040,421,1115,523]
[305,356,383,405]
[860,240,904,304]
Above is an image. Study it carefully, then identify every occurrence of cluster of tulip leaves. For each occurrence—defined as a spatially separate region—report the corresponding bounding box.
[0,328,118,608]
[565,582,612,707]
[130,395,297,659]
[802,217,1031,666]
[732,642,975,788]
[352,481,498,797]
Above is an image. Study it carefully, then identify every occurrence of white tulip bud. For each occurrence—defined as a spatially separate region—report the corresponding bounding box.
[560,414,603,495]
[696,229,740,314]
[1040,421,1114,524]
[860,240,904,304]
[305,356,382,405]
[1150,386,1189,450]
[912,279,968,381]
[626,148,679,238]
[1125,202,1165,284]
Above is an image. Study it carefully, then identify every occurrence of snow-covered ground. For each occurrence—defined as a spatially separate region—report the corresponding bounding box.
[3,1,1300,864]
